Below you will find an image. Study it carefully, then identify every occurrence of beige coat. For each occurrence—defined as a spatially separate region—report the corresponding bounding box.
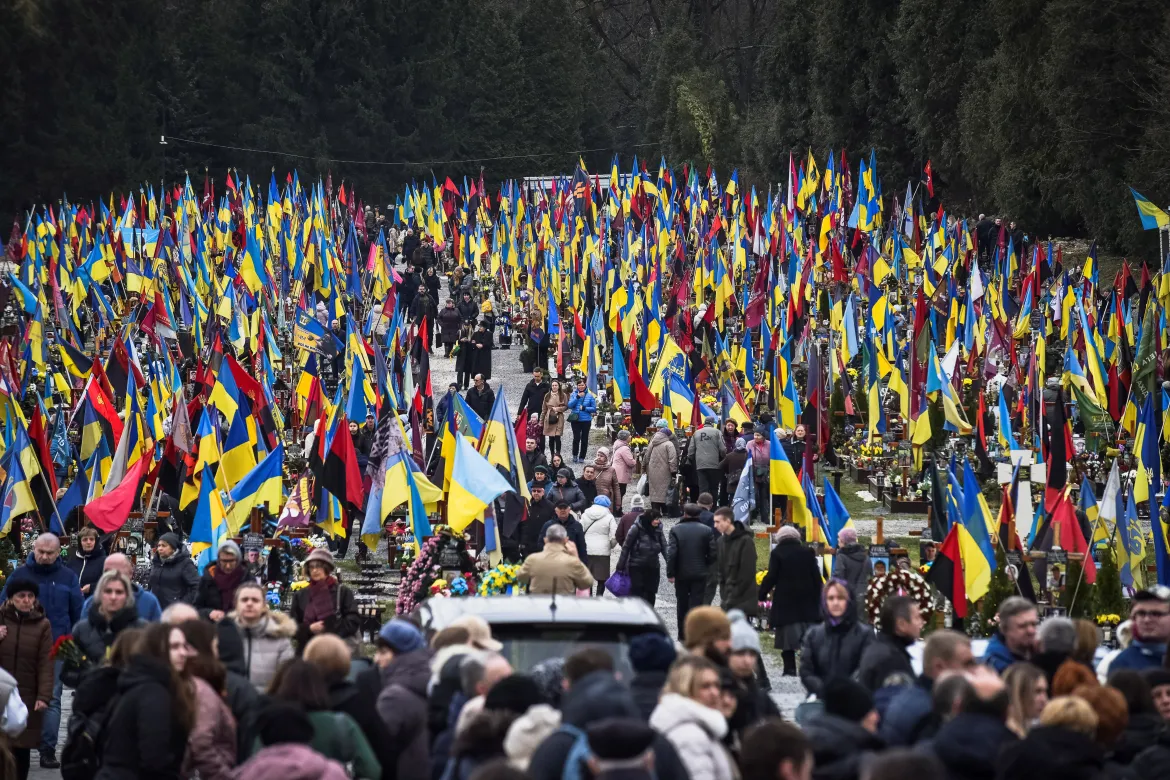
[541,391,569,437]
[517,541,594,595]
[643,430,679,504]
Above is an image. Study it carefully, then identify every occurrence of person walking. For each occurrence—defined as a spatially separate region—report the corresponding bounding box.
[644,420,679,515]
[517,369,551,422]
[0,533,82,770]
[831,528,871,606]
[455,322,475,390]
[798,579,874,695]
[617,510,668,607]
[64,527,106,599]
[437,299,463,357]
[469,321,493,380]
[227,582,296,693]
[547,469,587,513]
[591,449,622,509]
[148,532,200,610]
[518,525,595,596]
[465,375,495,421]
[688,418,726,499]
[857,595,923,692]
[649,656,735,780]
[580,497,618,596]
[96,622,195,779]
[194,540,251,622]
[288,548,361,652]
[667,504,718,642]
[714,508,758,617]
[0,574,52,780]
[611,431,637,502]
[758,525,823,677]
[566,380,597,464]
[719,439,748,509]
[617,494,646,546]
[537,502,589,563]
[67,570,145,686]
[541,380,569,457]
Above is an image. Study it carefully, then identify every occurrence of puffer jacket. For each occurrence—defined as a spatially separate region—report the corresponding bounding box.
[649,693,735,780]
[229,610,297,692]
[666,514,717,581]
[591,455,622,507]
[856,630,915,692]
[579,505,617,557]
[804,712,885,780]
[799,594,874,696]
[566,390,597,423]
[71,603,145,672]
[1,554,83,640]
[148,547,200,610]
[96,655,190,780]
[233,743,349,780]
[611,440,637,485]
[184,675,238,780]
[618,517,667,572]
[0,601,52,749]
[548,480,587,512]
[831,545,871,606]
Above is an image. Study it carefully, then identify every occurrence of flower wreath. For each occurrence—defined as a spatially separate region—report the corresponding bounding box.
[865,568,933,630]
[478,563,522,596]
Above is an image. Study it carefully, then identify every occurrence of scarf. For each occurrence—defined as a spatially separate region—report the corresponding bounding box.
[302,576,338,624]
[212,564,247,609]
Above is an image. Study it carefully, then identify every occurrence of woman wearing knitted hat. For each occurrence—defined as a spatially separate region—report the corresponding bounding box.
[288,548,360,652]
[0,573,52,779]
[374,619,432,780]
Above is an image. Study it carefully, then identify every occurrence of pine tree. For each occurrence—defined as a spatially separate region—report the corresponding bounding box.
[1095,544,1126,620]
[1060,558,1097,619]
[981,543,1016,631]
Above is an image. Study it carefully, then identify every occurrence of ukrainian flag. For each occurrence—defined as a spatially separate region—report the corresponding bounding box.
[1130,187,1170,231]
[227,444,285,534]
[769,429,812,531]
[190,464,228,572]
[447,433,516,533]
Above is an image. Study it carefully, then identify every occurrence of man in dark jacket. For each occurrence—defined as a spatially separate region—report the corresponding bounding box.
[465,375,495,421]
[457,291,479,324]
[714,508,758,616]
[667,503,718,640]
[522,484,556,557]
[521,437,548,482]
[0,533,83,768]
[548,468,587,513]
[881,630,973,747]
[857,595,923,692]
[538,502,588,565]
[527,668,689,780]
[517,369,551,421]
[376,619,433,780]
[926,667,1019,780]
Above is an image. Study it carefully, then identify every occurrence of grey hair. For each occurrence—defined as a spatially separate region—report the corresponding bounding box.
[545,524,568,543]
[161,603,200,625]
[34,533,61,551]
[997,596,1038,628]
[1037,617,1077,655]
[459,651,507,697]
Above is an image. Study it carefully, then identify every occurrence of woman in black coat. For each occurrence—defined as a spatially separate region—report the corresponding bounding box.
[96,622,194,780]
[455,323,475,390]
[617,510,668,607]
[797,579,874,696]
[66,571,145,687]
[469,321,493,380]
[758,525,824,677]
[65,527,106,599]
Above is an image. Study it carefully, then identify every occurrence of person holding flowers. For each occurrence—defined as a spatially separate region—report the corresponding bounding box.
[66,570,145,687]
[0,574,52,779]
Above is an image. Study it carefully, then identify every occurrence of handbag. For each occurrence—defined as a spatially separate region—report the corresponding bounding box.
[546,411,560,426]
[567,411,580,422]
[605,569,631,597]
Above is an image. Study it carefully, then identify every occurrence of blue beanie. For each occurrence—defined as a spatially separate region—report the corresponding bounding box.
[627,632,677,673]
[593,496,611,509]
[378,619,424,654]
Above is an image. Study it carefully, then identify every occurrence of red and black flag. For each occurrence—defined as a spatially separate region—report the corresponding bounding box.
[309,411,364,514]
[926,524,967,618]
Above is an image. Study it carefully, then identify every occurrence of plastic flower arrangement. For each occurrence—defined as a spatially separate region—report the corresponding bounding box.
[1097,614,1122,626]
[306,535,329,549]
[630,437,649,448]
[396,535,444,614]
[755,571,767,585]
[450,576,469,595]
[430,578,450,596]
[478,563,522,596]
[289,580,310,592]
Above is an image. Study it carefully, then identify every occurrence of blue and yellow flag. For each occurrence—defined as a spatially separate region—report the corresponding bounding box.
[1130,187,1170,231]
[448,433,516,533]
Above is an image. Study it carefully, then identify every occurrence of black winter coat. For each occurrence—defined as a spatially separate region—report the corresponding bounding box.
[1112,712,1165,766]
[1134,734,1170,780]
[548,482,587,513]
[928,712,1018,780]
[538,516,589,564]
[66,548,107,595]
[465,385,495,421]
[629,669,667,721]
[437,307,463,343]
[518,380,551,419]
[523,500,555,554]
[995,725,1105,780]
[717,524,759,616]
[804,713,885,780]
[94,655,190,780]
[758,537,823,626]
[799,603,874,696]
[70,604,145,678]
[147,548,200,610]
[666,516,717,581]
[617,518,667,572]
[856,630,915,691]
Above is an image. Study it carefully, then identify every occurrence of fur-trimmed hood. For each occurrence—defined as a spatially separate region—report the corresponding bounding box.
[430,642,477,685]
[230,609,297,639]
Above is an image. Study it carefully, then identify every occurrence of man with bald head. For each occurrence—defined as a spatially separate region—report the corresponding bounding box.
[0,532,82,768]
[79,553,162,622]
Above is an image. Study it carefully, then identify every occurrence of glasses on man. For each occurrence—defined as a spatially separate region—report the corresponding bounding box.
[1132,610,1170,620]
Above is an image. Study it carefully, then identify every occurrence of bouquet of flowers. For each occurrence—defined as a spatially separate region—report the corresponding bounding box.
[478,563,522,596]
[1096,613,1122,627]
[50,635,86,666]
